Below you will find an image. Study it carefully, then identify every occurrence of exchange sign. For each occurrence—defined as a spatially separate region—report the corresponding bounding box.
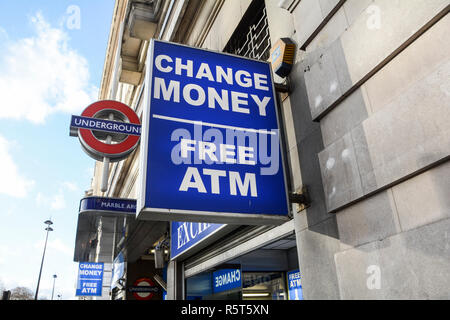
[137,40,289,225]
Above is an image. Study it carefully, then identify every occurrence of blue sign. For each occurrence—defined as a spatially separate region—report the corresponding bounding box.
[171,222,225,259]
[76,262,104,296]
[79,197,136,216]
[138,40,289,225]
[287,269,303,300]
[70,115,141,136]
[213,269,242,294]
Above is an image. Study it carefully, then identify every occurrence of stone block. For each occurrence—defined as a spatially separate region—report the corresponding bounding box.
[304,0,449,119]
[318,0,341,16]
[307,5,348,51]
[392,161,450,232]
[365,14,450,114]
[318,132,363,212]
[296,217,341,299]
[303,46,343,118]
[342,0,373,26]
[378,218,450,299]
[342,0,449,84]
[334,241,384,299]
[320,87,369,147]
[335,218,450,299]
[292,0,324,48]
[336,189,401,248]
[319,59,450,212]
[359,60,450,189]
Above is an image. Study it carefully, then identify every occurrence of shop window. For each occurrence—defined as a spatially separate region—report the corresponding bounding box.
[242,272,287,300]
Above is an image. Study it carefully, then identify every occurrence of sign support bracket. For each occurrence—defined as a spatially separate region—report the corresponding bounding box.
[289,186,310,212]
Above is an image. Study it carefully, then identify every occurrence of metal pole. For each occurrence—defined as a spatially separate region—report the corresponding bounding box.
[35,228,49,300]
[100,113,115,193]
[51,275,57,300]
[35,220,53,300]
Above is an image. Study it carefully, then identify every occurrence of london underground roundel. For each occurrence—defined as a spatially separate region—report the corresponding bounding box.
[131,278,158,300]
[70,100,141,162]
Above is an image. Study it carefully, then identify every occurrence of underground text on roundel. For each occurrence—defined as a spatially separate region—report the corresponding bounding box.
[141,40,289,217]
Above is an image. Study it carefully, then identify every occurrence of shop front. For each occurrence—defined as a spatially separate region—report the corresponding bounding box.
[171,219,303,301]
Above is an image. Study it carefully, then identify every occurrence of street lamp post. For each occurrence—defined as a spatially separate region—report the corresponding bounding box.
[51,274,57,300]
[34,219,53,300]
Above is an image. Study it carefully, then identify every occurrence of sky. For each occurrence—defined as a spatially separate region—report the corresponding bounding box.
[0,0,115,299]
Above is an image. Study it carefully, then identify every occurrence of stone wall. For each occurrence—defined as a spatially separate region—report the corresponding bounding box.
[269,0,449,299]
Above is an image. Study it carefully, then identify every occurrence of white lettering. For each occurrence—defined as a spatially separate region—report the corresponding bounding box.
[179,167,207,193]
[251,95,271,117]
[203,169,226,194]
[216,66,233,85]
[154,77,180,102]
[231,91,249,114]
[183,84,205,106]
[235,70,252,87]
[229,172,257,197]
[175,58,193,77]
[155,54,173,73]
[196,63,214,81]
[254,73,269,91]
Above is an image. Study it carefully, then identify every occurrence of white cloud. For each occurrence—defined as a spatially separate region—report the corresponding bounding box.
[0,244,20,266]
[36,189,66,211]
[0,12,98,124]
[33,238,72,257]
[46,238,73,257]
[0,135,35,197]
[50,192,66,210]
[62,181,78,192]
[35,180,80,211]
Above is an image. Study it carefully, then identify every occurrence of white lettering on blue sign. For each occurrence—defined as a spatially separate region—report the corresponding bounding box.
[76,262,104,297]
[153,74,271,116]
[78,270,103,276]
[139,40,289,223]
[177,222,212,250]
[212,269,242,293]
[287,269,303,300]
[99,201,136,210]
[154,54,270,99]
[215,269,241,288]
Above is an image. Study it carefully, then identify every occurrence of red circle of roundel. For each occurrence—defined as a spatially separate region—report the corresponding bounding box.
[79,100,140,157]
[132,278,156,301]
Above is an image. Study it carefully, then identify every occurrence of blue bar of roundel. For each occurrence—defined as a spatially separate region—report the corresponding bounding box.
[71,115,141,136]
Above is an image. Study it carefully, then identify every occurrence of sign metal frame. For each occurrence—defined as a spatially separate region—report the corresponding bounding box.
[137,39,290,225]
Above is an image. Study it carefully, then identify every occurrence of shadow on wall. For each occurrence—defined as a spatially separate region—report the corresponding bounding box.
[283,58,339,239]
